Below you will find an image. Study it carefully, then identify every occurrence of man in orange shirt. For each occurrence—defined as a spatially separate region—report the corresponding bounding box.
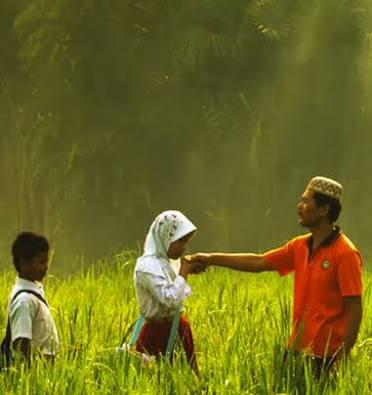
[188,176,363,376]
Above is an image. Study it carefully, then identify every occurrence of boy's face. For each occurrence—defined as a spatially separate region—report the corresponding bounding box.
[19,251,49,282]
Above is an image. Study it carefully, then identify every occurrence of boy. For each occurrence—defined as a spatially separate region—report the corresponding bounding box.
[4,232,59,366]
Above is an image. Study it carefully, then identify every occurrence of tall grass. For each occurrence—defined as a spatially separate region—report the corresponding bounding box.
[0,253,371,394]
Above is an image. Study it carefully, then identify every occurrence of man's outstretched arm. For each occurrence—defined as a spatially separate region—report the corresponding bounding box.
[186,253,274,273]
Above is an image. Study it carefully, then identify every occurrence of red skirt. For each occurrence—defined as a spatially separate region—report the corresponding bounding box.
[135,315,197,371]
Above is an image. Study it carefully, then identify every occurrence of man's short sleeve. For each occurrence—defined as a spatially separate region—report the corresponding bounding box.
[337,251,363,296]
[10,298,35,342]
[263,239,296,276]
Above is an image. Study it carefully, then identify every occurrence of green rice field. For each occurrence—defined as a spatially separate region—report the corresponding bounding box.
[0,251,371,394]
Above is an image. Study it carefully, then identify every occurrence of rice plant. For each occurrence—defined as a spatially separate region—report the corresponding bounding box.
[0,254,370,394]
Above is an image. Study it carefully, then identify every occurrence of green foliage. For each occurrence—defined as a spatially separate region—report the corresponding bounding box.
[0,257,371,393]
[1,0,372,260]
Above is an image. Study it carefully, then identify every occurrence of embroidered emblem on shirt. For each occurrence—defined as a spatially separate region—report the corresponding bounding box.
[321,260,331,270]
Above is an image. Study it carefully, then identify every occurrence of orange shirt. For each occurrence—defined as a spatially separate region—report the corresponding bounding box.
[263,227,363,357]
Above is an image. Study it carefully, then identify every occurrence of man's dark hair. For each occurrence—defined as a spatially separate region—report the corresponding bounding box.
[313,192,342,223]
[11,232,49,272]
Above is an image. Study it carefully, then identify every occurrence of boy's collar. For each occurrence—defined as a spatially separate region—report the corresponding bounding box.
[16,277,43,289]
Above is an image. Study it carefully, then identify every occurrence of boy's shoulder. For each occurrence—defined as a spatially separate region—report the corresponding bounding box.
[8,292,38,322]
[9,286,46,311]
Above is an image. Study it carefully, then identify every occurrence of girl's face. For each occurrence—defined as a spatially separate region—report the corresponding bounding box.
[167,231,196,259]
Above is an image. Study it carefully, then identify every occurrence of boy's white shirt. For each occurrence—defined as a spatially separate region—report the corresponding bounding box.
[9,278,60,356]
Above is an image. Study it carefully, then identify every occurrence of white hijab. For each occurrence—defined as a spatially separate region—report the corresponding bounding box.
[143,210,196,258]
[135,210,197,278]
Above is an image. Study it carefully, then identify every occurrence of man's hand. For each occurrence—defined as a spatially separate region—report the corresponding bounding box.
[184,252,269,273]
[181,256,208,274]
[184,253,211,264]
[342,295,362,356]
[330,295,362,375]
[188,262,208,274]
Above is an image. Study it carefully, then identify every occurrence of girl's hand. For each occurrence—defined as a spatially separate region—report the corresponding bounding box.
[179,259,191,279]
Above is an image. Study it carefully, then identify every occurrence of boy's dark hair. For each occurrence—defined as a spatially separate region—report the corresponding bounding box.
[313,192,342,223]
[11,232,49,272]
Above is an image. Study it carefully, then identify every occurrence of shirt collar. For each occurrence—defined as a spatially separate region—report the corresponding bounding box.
[307,225,341,249]
[16,277,44,295]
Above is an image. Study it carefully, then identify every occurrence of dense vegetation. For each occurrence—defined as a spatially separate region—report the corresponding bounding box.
[1,1,372,263]
[0,255,371,394]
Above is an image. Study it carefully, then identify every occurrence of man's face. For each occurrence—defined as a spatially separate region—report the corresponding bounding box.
[20,251,49,282]
[297,189,328,228]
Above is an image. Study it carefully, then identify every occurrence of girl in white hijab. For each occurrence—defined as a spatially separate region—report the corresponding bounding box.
[134,210,200,371]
